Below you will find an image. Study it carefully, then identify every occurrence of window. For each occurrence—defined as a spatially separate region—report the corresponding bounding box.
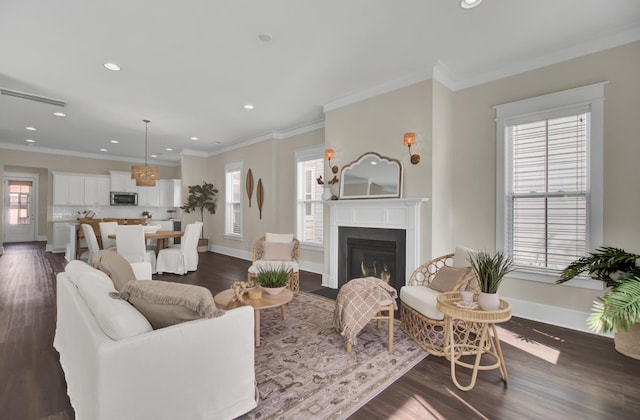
[225,161,242,238]
[295,146,324,246]
[8,181,32,225]
[496,83,605,285]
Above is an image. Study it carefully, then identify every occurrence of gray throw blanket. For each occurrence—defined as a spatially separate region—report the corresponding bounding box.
[333,277,398,346]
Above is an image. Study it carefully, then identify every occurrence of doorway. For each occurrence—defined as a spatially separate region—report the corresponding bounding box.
[3,172,38,243]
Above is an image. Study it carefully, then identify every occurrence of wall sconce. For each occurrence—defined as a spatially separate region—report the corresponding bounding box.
[325,148,339,173]
[403,132,420,165]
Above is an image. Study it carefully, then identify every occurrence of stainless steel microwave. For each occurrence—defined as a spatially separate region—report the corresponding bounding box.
[110,192,138,206]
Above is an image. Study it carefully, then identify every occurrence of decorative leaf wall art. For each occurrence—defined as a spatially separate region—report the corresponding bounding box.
[246,169,254,207]
[257,178,264,220]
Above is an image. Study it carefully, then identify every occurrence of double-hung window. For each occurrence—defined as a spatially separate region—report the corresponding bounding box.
[295,145,324,247]
[496,83,605,286]
[225,161,242,238]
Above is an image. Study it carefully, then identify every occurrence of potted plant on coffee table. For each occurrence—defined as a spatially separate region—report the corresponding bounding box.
[256,264,292,295]
[180,181,218,252]
[558,246,640,359]
[469,251,514,311]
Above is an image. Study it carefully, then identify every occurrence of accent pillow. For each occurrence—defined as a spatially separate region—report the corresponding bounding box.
[112,280,225,329]
[74,270,152,340]
[452,245,478,268]
[262,241,294,261]
[91,250,137,291]
[64,260,113,289]
[265,232,294,243]
[429,266,472,292]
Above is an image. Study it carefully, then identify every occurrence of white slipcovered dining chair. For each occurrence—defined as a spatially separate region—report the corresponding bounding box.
[115,224,157,274]
[81,224,101,264]
[156,222,202,275]
[98,221,118,250]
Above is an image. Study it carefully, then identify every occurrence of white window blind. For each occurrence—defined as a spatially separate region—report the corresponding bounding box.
[295,146,324,246]
[509,112,588,270]
[225,162,242,237]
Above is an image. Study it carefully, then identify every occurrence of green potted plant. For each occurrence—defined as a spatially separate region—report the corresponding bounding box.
[255,264,292,295]
[180,181,218,252]
[558,247,640,359]
[469,251,514,311]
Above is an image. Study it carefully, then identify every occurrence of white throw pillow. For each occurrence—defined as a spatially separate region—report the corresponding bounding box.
[265,232,294,243]
[452,245,478,268]
[64,260,113,288]
[75,272,153,340]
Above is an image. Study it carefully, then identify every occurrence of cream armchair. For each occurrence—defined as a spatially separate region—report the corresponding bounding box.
[247,233,300,294]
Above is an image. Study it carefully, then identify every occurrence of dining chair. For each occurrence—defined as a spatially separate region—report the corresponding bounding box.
[81,224,101,265]
[98,221,118,250]
[115,224,157,273]
[156,222,202,275]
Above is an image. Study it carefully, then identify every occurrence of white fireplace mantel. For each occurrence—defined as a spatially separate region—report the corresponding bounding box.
[325,198,429,288]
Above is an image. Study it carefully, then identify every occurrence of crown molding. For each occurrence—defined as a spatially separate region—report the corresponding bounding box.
[180,148,210,158]
[0,142,178,166]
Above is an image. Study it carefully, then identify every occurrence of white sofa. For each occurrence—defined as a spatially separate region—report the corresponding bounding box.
[54,261,257,420]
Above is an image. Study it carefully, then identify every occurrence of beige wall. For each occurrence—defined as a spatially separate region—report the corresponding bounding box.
[0,148,179,246]
[324,80,433,264]
[450,41,640,313]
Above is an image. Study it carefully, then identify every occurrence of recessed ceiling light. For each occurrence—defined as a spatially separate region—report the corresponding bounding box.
[25,126,36,131]
[243,104,254,110]
[258,33,272,42]
[110,139,119,144]
[99,148,108,152]
[53,112,66,117]
[151,154,158,158]
[190,136,199,141]
[165,148,173,151]
[104,62,121,71]
[460,0,482,9]
[25,139,35,143]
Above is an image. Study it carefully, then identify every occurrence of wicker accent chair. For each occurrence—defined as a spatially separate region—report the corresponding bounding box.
[400,253,479,356]
[247,235,300,294]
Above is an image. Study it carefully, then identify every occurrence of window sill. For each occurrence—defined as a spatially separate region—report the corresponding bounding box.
[300,242,323,252]
[508,266,604,291]
[224,234,242,241]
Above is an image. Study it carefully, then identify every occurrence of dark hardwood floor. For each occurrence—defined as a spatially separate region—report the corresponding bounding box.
[1,242,638,419]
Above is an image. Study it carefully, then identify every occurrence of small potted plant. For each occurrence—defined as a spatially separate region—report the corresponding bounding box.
[181,181,218,252]
[469,251,513,311]
[255,264,292,295]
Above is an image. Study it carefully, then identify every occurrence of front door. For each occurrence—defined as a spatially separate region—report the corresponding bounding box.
[3,173,37,243]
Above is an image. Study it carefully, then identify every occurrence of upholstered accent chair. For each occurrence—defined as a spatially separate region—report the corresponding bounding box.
[400,247,480,356]
[247,233,300,294]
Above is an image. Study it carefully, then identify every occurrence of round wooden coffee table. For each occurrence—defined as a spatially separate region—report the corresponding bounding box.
[214,288,293,347]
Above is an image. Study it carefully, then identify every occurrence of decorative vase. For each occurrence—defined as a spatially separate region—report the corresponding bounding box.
[261,286,286,295]
[478,292,500,311]
[322,185,332,201]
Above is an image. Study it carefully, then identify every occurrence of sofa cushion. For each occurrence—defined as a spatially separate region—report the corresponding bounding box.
[429,266,472,292]
[262,241,294,261]
[265,232,294,243]
[64,260,113,289]
[91,250,137,291]
[71,265,153,340]
[452,245,478,268]
[113,280,225,329]
[399,286,444,321]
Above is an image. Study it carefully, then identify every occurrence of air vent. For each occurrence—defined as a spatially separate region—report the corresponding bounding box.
[0,88,67,107]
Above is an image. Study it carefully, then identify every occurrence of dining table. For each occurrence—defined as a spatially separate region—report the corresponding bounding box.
[108,230,184,255]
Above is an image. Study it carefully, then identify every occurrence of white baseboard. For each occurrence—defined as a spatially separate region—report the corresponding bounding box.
[0,245,4,255]
[45,243,53,252]
[209,244,252,261]
[37,235,47,241]
[299,261,323,275]
[506,297,612,338]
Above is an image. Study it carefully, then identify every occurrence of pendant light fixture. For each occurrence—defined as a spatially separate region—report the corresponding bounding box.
[131,119,160,187]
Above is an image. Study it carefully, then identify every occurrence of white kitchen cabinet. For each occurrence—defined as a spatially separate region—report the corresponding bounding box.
[158,179,182,207]
[137,184,159,206]
[110,170,137,192]
[53,173,85,205]
[84,175,110,206]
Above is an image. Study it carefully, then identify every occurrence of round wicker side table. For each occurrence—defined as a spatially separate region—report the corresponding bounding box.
[436,291,512,391]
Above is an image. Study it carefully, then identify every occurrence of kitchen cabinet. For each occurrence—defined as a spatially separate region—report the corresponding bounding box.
[53,173,85,205]
[137,184,159,206]
[110,170,137,192]
[84,175,110,206]
[158,179,182,207]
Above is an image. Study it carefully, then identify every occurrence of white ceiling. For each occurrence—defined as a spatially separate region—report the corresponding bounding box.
[1,0,639,165]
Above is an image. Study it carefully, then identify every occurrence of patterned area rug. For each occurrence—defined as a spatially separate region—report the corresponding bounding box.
[240,292,428,419]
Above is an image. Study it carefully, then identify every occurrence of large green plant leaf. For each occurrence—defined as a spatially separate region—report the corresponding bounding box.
[558,247,640,287]
[587,278,640,333]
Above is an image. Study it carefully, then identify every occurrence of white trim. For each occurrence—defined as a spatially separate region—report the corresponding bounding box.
[299,260,323,275]
[180,148,210,158]
[0,246,4,255]
[224,161,243,238]
[495,83,606,286]
[506,297,612,338]
[295,145,325,248]
[3,172,39,243]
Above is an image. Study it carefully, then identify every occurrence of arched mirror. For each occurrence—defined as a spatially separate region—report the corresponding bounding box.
[339,152,403,199]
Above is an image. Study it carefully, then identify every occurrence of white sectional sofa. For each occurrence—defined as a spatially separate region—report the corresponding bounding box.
[54,260,257,420]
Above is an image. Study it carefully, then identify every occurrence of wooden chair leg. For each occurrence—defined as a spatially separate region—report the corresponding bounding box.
[346,340,352,353]
[388,306,394,353]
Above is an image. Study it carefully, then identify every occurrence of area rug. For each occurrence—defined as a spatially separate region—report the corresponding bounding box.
[240,292,428,419]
